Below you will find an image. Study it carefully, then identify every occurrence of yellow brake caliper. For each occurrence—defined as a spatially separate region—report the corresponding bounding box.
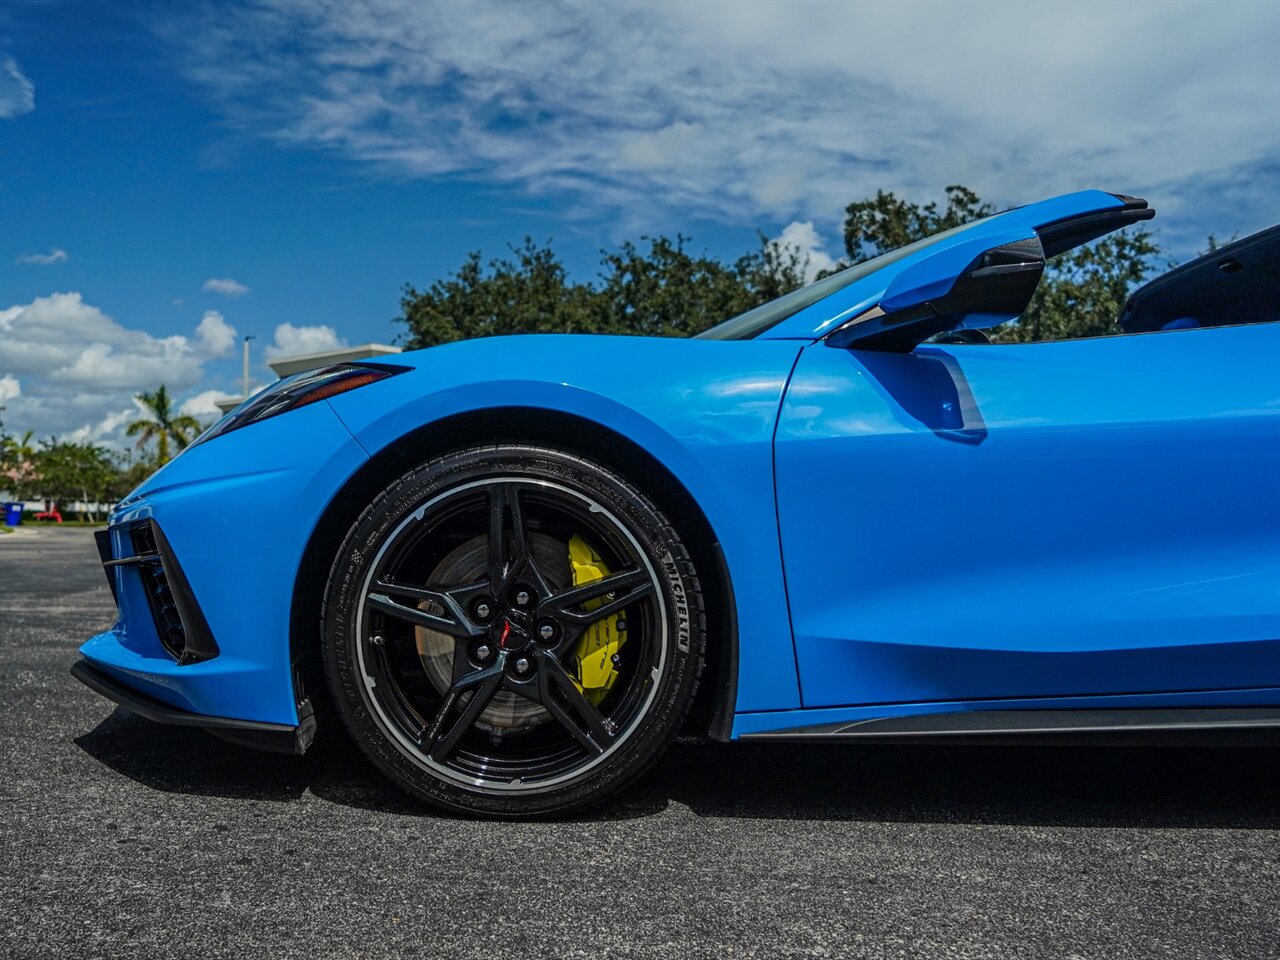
[567,534,626,704]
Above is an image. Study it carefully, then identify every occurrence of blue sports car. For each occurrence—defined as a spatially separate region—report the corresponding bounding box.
[75,190,1280,816]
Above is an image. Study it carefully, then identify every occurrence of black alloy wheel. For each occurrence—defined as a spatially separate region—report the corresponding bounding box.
[322,445,706,817]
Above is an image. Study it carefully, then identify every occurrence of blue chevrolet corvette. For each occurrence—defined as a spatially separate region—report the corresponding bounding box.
[75,190,1280,816]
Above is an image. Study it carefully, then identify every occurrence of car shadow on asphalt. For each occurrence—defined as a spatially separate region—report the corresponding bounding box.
[76,707,1279,828]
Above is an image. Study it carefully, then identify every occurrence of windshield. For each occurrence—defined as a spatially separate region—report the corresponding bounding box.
[696,216,995,340]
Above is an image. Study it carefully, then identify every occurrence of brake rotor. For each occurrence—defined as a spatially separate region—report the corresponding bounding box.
[415,533,569,735]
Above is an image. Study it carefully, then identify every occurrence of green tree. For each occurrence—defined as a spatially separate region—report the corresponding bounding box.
[1,430,42,499]
[400,240,597,348]
[739,233,812,303]
[32,439,117,520]
[400,234,807,348]
[591,235,804,339]
[126,385,202,465]
[843,185,995,262]
[998,229,1162,342]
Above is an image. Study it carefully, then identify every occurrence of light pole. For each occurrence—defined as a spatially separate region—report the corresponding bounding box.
[242,335,256,402]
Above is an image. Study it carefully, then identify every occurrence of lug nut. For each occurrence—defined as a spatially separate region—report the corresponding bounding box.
[538,622,556,641]
[474,643,493,661]
[515,590,531,607]
[370,634,385,647]
[615,619,627,632]
[474,601,492,621]
[610,653,622,666]
[514,657,531,675]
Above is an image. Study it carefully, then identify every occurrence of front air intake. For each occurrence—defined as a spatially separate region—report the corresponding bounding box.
[127,520,220,665]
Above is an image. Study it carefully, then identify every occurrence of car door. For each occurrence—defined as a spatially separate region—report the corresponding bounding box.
[772,253,1280,709]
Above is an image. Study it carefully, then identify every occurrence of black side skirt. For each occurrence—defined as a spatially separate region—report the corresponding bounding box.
[71,659,316,755]
[739,707,1280,745]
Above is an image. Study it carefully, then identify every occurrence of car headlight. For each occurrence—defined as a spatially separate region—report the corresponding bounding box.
[191,362,407,448]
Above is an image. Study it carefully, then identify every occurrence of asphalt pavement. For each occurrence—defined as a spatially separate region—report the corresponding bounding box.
[1,526,1276,959]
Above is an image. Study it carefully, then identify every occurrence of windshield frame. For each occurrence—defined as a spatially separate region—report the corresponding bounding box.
[695,217,994,341]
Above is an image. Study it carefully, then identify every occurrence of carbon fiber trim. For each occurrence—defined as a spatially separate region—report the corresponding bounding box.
[741,707,1280,742]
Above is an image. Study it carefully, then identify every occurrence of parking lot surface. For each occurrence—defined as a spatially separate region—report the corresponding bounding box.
[2,527,1277,959]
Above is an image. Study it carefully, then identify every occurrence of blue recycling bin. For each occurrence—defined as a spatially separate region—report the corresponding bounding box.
[4,502,23,526]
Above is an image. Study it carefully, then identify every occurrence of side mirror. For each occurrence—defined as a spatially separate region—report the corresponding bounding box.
[826,236,1045,351]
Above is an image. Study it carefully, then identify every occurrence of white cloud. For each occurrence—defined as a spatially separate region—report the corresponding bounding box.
[196,310,236,356]
[0,293,239,444]
[15,247,68,266]
[180,388,240,418]
[203,277,250,297]
[64,404,145,445]
[266,322,347,360]
[0,54,34,120]
[165,1,1280,242]
[769,221,837,283]
[617,122,703,172]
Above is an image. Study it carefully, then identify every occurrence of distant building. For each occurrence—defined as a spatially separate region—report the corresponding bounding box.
[268,342,403,379]
[214,342,403,415]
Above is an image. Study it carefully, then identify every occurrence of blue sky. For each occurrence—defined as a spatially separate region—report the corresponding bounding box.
[1,0,1278,446]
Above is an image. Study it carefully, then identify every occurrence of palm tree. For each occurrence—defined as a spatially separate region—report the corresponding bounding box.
[12,430,36,460]
[126,385,202,465]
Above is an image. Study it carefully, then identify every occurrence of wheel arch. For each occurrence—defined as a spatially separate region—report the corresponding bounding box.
[289,406,739,745]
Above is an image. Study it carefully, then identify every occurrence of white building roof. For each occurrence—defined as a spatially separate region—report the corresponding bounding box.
[268,342,403,379]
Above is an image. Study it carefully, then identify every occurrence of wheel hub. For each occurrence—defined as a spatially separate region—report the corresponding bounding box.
[492,609,533,651]
[414,532,567,735]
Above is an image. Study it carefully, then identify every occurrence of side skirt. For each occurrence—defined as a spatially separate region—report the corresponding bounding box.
[738,707,1280,745]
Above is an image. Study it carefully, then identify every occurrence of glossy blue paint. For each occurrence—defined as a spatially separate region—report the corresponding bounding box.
[81,400,369,724]
[775,322,1280,709]
[326,334,805,711]
[81,334,806,723]
[759,189,1126,340]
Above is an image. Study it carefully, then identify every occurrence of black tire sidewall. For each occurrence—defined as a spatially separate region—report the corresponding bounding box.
[321,444,704,818]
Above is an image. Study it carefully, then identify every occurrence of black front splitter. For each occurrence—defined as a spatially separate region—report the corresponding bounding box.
[70,659,315,755]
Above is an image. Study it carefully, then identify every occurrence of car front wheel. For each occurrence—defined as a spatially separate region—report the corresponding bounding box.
[322,444,706,817]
